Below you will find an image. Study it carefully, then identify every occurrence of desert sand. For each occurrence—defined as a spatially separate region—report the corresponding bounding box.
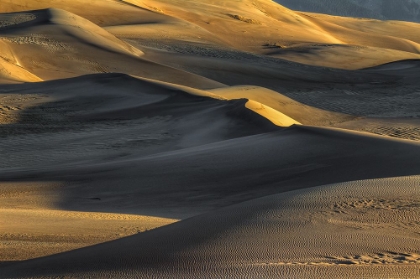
[1,0,420,278]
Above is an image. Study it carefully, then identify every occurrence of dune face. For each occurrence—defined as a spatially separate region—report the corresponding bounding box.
[4,176,420,278]
[1,0,420,278]
[274,0,420,22]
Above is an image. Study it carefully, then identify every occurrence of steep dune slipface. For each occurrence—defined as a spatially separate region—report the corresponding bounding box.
[0,42,41,83]
[0,14,41,82]
[0,58,41,83]
[46,8,144,57]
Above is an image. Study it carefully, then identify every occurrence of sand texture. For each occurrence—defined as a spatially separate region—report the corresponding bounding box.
[1,0,420,278]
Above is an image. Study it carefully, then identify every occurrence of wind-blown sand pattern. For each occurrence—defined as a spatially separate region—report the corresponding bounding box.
[0,0,420,278]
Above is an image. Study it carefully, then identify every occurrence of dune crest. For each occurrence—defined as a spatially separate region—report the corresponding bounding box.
[46,8,144,57]
[245,99,301,127]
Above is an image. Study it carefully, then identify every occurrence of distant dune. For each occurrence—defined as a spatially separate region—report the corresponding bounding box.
[274,0,420,22]
[2,0,420,71]
[1,0,420,278]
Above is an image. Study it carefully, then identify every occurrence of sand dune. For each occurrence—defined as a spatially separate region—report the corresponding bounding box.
[0,39,41,83]
[1,0,420,278]
[0,0,167,27]
[2,176,420,278]
[296,12,420,54]
[0,110,420,278]
[274,0,420,22]
[266,44,420,70]
[0,8,222,87]
[4,0,420,70]
[0,8,143,57]
[0,203,176,262]
[2,121,420,219]
[0,56,41,83]
[0,74,278,169]
[117,0,420,70]
[209,85,352,126]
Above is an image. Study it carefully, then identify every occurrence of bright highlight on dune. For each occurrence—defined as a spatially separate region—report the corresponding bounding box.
[1,0,420,278]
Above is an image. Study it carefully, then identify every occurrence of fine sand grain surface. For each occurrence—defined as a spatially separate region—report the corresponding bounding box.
[1,0,420,278]
[3,176,420,278]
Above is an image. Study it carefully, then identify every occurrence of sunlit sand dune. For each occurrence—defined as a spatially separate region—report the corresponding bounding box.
[120,0,420,69]
[0,57,41,83]
[0,182,176,261]
[4,0,420,70]
[0,8,221,87]
[0,0,166,26]
[267,44,420,70]
[209,86,352,125]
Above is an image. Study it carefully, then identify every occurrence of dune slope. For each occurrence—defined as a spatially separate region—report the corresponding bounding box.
[0,8,222,88]
[119,0,420,70]
[2,176,420,278]
[274,0,420,23]
[0,73,278,262]
[4,0,420,70]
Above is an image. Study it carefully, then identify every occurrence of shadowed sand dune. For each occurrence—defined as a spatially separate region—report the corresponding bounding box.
[0,73,278,261]
[2,176,420,278]
[2,118,420,277]
[3,123,420,214]
[1,0,420,278]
